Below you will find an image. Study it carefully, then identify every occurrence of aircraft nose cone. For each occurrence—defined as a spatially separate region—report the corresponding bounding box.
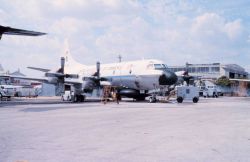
[159,70,178,85]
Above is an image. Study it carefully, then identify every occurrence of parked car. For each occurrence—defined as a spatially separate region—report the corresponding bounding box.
[203,86,218,98]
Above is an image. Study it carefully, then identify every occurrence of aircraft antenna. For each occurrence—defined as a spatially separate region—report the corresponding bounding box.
[118,55,122,63]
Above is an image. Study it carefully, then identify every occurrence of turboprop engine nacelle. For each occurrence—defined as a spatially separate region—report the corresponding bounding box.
[47,77,58,84]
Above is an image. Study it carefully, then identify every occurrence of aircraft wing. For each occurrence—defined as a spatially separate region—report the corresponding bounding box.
[0,25,46,39]
[10,74,83,86]
[27,66,51,72]
[9,75,49,83]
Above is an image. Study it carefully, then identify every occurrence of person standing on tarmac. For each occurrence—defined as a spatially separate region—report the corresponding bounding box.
[115,90,120,104]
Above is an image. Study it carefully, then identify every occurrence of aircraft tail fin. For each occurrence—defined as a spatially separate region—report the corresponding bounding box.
[63,39,86,73]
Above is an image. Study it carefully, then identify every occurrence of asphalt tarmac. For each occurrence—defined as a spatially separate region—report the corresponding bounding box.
[0,97,250,162]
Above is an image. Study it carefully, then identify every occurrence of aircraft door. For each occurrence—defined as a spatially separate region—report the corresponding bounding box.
[135,75,141,89]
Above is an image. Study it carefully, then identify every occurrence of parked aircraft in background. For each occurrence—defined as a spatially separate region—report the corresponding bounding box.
[229,78,250,82]
[0,25,46,40]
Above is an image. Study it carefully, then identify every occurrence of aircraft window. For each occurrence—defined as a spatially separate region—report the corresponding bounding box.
[154,64,168,69]
[154,64,163,69]
[162,64,168,68]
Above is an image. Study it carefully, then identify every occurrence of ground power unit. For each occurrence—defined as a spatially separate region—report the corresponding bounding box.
[176,86,199,103]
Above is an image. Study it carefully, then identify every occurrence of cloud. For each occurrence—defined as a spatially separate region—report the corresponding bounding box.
[50,0,87,9]
[0,9,9,24]
[191,13,245,42]
[224,19,244,40]
[0,0,250,76]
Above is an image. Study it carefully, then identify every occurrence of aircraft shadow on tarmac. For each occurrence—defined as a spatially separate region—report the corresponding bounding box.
[20,104,100,112]
[0,99,101,106]
[0,98,202,112]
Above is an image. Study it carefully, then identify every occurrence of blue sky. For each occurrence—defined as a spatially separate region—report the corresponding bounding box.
[0,0,250,76]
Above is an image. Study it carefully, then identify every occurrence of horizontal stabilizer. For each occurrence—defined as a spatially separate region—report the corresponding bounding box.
[27,66,50,72]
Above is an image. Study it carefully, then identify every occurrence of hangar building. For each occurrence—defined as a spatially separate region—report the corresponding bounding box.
[169,63,248,80]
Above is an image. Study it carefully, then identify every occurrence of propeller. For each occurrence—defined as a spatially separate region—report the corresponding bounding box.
[45,57,78,78]
[96,61,100,79]
[90,61,109,96]
[60,57,65,74]
[44,57,78,95]
[93,61,100,79]
[94,61,101,96]
[93,61,107,83]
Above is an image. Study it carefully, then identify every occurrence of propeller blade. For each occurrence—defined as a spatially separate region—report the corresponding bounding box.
[96,61,100,78]
[61,57,65,74]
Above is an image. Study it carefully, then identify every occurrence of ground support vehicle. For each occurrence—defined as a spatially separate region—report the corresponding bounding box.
[0,90,11,101]
[176,86,199,103]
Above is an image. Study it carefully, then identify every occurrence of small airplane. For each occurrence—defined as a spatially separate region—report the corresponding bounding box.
[0,25,46,40]
[11,46,178,102]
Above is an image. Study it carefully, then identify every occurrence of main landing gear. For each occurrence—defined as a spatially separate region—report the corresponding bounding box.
[73,95,85,102]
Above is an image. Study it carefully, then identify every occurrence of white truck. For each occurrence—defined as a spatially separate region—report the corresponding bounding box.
[198,80,220,98]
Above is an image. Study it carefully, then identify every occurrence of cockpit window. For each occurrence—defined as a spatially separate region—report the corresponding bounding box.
[154,64,167,69]
[163,64,168,68]
[154,64,163,69]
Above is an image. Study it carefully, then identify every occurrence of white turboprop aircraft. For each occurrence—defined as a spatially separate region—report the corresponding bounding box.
[11,49,178,102]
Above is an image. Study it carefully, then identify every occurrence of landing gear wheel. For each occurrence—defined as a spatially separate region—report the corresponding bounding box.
[73,95,78,102]
[80,95,85,102]
[149,97,156,103]
[74,95,85,102]
[177,96,183,103]
[193,97,199,103]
